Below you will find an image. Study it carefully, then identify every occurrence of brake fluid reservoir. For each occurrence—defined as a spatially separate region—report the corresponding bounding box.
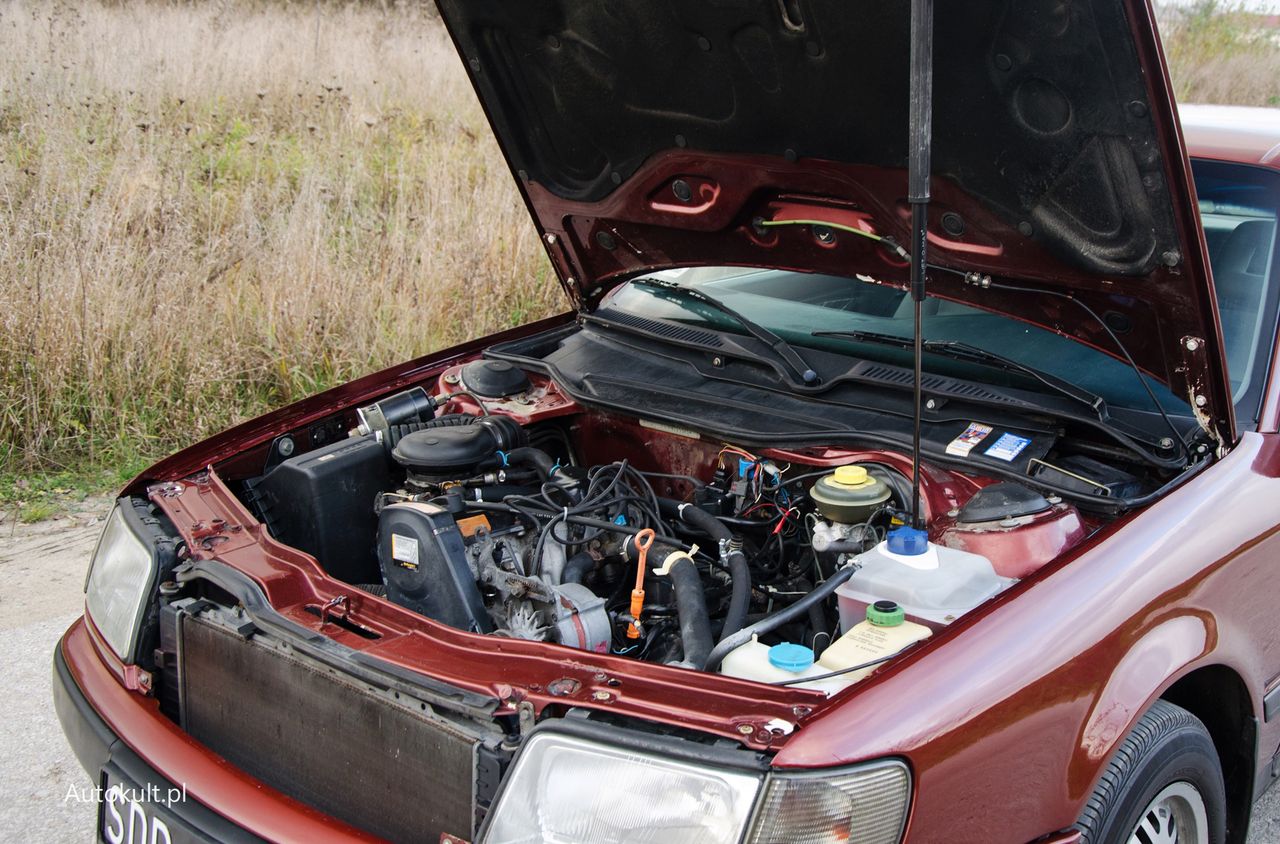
[809,465,891,524]
[817,600,932,685]
[837,526,1012,630]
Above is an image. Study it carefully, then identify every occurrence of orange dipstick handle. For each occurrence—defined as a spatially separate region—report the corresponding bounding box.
[627,528,656,639]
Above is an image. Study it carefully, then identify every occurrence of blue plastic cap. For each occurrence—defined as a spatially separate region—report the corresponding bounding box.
[887,526,929,555]
[768,643,815,673]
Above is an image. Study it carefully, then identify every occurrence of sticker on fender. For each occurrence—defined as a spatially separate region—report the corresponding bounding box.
[985,432,1032,461]
[945,422,993,456]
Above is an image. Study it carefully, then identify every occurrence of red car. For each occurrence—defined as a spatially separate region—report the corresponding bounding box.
[54,2,1280,843]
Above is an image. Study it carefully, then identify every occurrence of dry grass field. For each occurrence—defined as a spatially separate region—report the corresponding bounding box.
[0,0,557,513]
[0,0,1277,518]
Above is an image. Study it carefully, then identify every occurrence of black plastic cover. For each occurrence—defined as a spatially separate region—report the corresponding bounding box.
[391,415,525,479]
[1031,455,1142,498]
[461,359,532,398]
[378,503,492,633]
[956,481,1052,523]
[247,435,389,583]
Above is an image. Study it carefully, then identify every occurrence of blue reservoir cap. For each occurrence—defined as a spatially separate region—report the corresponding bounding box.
[768,642,815,673]
[887,526,929,555]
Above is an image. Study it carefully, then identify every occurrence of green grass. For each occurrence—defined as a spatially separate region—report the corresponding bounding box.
[0,451,151,522]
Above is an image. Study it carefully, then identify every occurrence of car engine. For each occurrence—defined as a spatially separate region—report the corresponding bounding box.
[242,368,1094,683]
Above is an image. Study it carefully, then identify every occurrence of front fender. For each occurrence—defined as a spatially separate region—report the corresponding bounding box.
[774,434,1278,842]
[1070,612,1214,797]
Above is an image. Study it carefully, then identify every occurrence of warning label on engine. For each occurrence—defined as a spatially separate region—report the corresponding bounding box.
[391,533,420,569]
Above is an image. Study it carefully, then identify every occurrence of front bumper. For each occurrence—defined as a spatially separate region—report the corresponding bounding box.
[53,617,377,843]
[55,614,1084,844]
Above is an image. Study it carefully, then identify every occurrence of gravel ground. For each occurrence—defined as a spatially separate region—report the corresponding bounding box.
[0,499,106,841]
[3,497,1278,842]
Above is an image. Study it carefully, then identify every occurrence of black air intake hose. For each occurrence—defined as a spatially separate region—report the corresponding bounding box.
[384,413,477,450]
[657,499,751,642]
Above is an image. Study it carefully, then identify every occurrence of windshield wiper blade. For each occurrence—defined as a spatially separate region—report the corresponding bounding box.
[811,329,915,349]
[921,340,1105,413]
[815,330,1105,414]
[634,279,820,385]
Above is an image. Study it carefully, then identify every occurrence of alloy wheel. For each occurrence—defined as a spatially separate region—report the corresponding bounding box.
[1128,781,1209,844]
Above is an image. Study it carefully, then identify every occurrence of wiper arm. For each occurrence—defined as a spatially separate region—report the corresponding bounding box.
[919,340,1106,413]
[815,330,1105,414]
[635,279,820,385]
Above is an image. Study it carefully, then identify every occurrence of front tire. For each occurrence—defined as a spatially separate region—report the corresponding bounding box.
[1075,699,1226,844]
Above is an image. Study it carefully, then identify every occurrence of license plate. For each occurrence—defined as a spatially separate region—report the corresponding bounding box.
[98,766,200,844]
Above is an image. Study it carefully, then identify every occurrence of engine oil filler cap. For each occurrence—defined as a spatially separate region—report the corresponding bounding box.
[809,464,891,524]
[768,643,815,673]
[866,600,906,627]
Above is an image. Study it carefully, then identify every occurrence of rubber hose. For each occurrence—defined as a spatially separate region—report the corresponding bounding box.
[658,498,751,641]
[504,447,558,480]
[703,566,856,672]
[464,484,542,502]
[561,551,597,585]
[794,577,830,656]
[665,554,714,669]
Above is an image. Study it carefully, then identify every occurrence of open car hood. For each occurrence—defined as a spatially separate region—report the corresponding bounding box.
[435,0,1234,445]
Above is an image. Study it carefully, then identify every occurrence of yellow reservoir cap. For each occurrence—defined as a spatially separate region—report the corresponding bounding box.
[832,465,872,487]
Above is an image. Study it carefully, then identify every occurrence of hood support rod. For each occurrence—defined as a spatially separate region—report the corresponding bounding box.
[907,0,934,531]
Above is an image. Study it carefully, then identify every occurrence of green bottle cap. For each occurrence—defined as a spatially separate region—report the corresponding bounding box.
[866,600,905,627]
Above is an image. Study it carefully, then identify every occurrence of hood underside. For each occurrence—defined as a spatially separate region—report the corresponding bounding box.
[436,0,1234,444]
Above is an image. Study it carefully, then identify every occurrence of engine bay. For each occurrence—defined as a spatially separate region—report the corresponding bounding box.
[229,355,1106,694]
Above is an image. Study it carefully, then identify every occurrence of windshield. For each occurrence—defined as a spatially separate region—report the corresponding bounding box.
[599,162,1280,423]
[603,270,1188,414]
[1193,159,1280,426]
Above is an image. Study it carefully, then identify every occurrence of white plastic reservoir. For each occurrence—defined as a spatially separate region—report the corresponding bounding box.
[720,600,933,696]
[719,637,845,694]
[837,526,1012,630]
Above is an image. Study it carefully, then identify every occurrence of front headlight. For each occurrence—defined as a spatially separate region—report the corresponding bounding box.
[482,730,911,844]
[483,732,762,844]
[85,503,157,661]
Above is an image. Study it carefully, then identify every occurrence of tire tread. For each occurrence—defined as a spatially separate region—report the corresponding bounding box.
[1074,699,1215,842]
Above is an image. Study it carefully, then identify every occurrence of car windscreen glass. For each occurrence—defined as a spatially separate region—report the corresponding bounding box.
[1192,159,1280,428]
[605,269,1188,415]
